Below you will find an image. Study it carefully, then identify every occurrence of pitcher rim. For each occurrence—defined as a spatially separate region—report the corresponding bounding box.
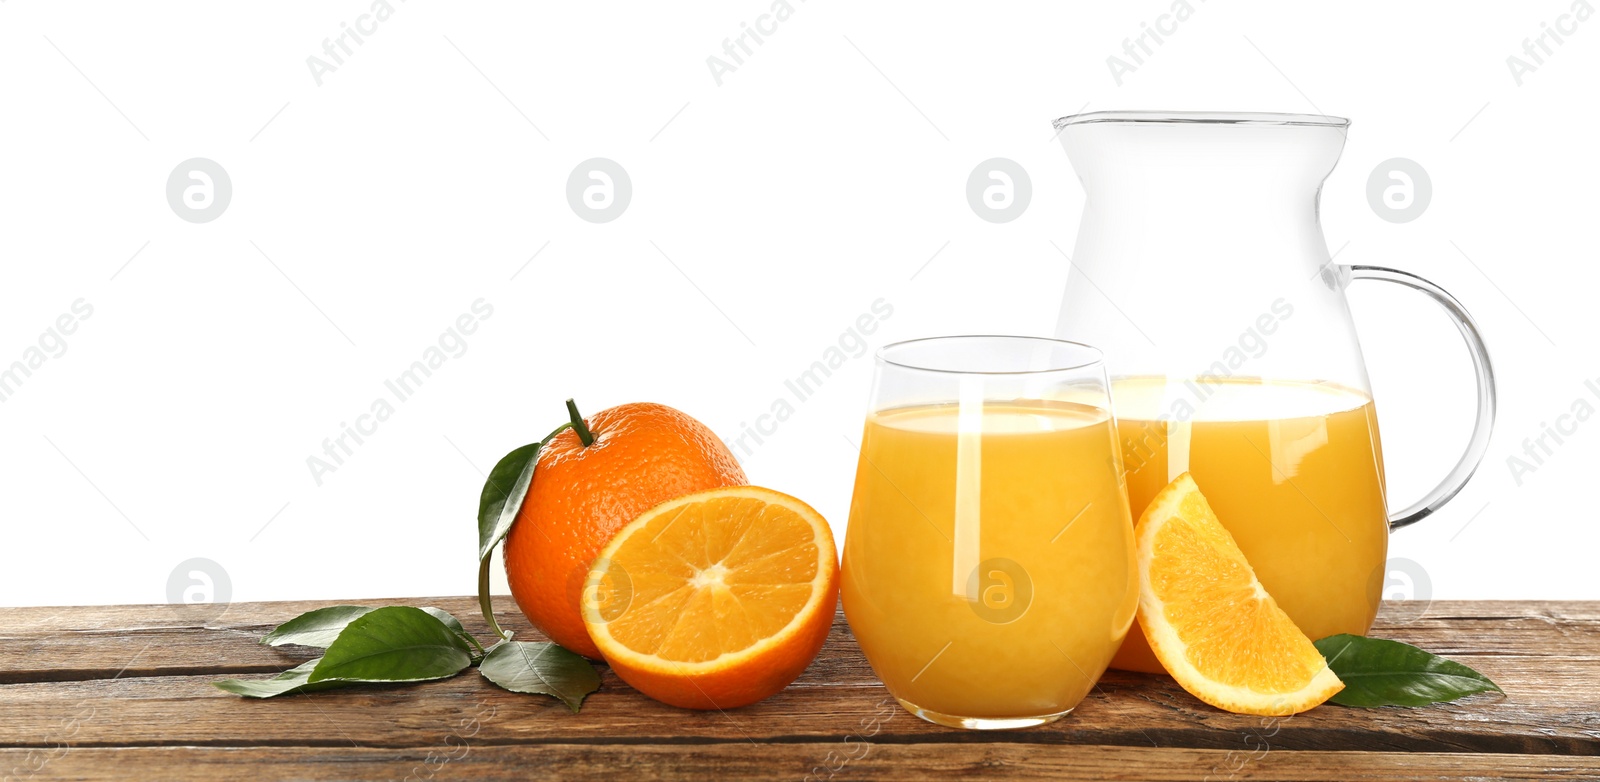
[1053,110,1350,131]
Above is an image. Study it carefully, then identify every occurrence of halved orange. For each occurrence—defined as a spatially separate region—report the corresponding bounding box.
[1136,473,1343,716]
[581,485,839,710]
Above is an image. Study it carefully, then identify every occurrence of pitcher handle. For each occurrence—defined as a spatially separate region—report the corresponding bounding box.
[1345,265,1498,530]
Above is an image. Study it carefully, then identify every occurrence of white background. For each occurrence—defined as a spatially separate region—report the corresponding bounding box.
[1,1,1595,608]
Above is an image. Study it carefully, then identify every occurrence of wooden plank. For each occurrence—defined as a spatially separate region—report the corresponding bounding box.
[2,599,1595,758]
[2,599,1596,683]
[0,656,1593,755]
[4,744,1598,782]
[0,598,439,684]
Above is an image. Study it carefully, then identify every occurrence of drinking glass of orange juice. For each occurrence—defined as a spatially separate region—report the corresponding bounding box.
[841,335,1137,730]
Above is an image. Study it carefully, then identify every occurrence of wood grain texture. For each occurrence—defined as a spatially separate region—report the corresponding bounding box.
[1,598,1594,781]
[5,598,1596,681]
[4,746,1600,782]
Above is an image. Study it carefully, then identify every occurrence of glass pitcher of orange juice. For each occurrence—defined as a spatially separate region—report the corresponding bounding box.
[1050,111,1497,672]
[841,336,1138,728]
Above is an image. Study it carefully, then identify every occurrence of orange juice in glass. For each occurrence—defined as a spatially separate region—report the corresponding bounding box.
[842,336,1137,729]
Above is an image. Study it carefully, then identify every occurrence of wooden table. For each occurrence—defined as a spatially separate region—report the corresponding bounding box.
[3,597,1596,781]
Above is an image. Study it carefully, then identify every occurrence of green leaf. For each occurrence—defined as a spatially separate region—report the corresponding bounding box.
[261,606,375,648]
[307,606,474,684]
[261,605,481,657]
[219,607,487,698]
[476,423,571,640]
[419,607,485,657]
[214,659,353,698]
[478,640,600,713]
[477,442,542,562]
[1315,634,1504,708]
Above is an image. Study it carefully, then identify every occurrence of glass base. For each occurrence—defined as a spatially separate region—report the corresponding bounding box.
[895,697,1072,730]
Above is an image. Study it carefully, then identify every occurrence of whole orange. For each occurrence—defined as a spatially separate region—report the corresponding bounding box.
[504,402,746,659]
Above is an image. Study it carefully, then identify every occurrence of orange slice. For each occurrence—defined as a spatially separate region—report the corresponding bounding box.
[1135,473,1343,716]
[581,485,839,710]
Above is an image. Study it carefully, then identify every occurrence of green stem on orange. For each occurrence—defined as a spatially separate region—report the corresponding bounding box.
[566,398,595,446]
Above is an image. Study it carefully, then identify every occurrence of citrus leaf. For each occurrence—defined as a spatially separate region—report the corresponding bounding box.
[419,606,484,657]
[478,640,600,713]
[260,605,480,655]
[261,606,375,648]
[418,606,465,634]
[1315,634,1503,708]
[477,442,541,562]
[307,606,473,684]
[475,423,570,640]
[214,659,352,698]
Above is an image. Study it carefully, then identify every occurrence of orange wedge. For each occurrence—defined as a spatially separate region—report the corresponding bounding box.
[1135,473,1343,716]
[581,485,839,710]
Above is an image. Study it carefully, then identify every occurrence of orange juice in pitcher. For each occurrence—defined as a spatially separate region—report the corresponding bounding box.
[1107,377,1390,672]
[1051,112,1497,671]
